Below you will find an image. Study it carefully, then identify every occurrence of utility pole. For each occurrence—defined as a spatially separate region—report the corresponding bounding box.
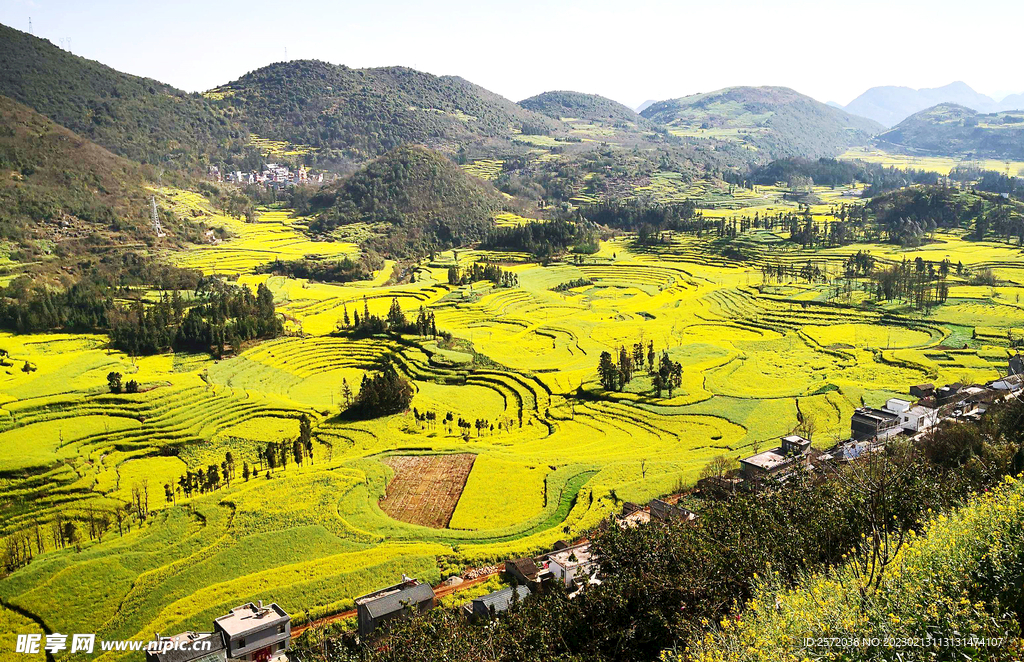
[28,17,32,34]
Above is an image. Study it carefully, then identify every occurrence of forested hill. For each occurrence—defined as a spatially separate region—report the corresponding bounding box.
[0,23,250,170]
[207,60,566,164]
[308,145,507,257]
[519,90,654,129]
[640,86,883,160]
[877,103,1024,160]
[0,94,180,268]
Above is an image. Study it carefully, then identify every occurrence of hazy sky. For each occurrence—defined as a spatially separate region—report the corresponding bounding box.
[2,0,1021,108]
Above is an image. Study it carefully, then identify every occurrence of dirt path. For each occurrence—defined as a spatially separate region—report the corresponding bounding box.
[291,570,500,637]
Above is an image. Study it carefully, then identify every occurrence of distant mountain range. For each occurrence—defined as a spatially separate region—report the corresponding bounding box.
[838,82,1024,128]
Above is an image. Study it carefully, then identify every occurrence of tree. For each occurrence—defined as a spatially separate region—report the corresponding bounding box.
[598,352,617,391]
[342,378,353,409]
[386,298,406,330]
[107,371,123,394]
[125,379,139,394]
[794,413,817,442]
[700,455,733,480]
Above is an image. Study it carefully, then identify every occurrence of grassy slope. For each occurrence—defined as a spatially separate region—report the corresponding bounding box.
[309,145,507,256]
[641,86,883,160]
[0,94,181,269]
[878,103,1024,160]
[519,90,655,129]
[0,23,248,169]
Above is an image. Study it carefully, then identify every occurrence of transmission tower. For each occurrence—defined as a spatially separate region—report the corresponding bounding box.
[151,196,166,237]
[28,17,32,34]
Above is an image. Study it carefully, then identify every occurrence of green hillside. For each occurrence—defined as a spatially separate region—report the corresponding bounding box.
[0,94,181,270]
[207,61,565,164]
[0,23,249,169]
[641,86,883,159]
[519,90,654,128]
[308,145,507,257]
[878,103,1024,160]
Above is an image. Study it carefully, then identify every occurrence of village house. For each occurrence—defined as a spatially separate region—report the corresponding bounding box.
[1010,353,1023,376]
[148,603,289,662]
[738,434,813,483]
[850,407,902,442]
[884,398,940,435]
[145,632,226,662]
[990,373,1024,394]
[355,576,435,638]
[615,502,652,528]
[935,383,966,406]
[505,557,543,585]
[213,602,291,662]
[461,585,530,622]
[697,474,745,497]
[649,498,697,523]
[545,543,598,589]
[909,383,935,399]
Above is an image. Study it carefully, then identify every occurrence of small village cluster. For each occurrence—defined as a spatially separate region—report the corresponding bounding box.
[704,353,1024,493]
[149,354,1023,660]
[207,164,324,188]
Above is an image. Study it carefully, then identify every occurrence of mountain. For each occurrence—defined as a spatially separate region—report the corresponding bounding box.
[308,145,507,257]
[640,86,882,160]
[636,100,657,113]
[0,23,248,169]
[0,94,178,270]
[843,82,1003,128]
[1000,93,1024,110]
[207,60,565,165]
[519,91,651,127]
[877,103,1024,160]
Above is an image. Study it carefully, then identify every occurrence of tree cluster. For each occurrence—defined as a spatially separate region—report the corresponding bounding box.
[343,357,414,419]
[598,341,682,396]
[447,262,518,288]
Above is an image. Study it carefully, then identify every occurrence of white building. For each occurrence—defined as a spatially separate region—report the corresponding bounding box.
[884,397,939,434]
[546,543,597,588]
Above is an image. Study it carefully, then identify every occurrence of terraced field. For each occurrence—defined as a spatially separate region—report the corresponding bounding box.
[1,190,1021,658]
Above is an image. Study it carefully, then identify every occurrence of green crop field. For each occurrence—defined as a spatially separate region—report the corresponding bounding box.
[1,184,1022,660]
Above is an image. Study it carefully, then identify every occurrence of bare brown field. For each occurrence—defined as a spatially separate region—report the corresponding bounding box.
[379,454,477,528]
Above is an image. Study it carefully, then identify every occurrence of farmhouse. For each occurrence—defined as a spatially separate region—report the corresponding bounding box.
[355,576,436,638]
[145,632,226,662]
[883,398,939,435]
[213,602,291,662]
[148,603,289,662]
[461,585,530,622]
[850,407,902,441]
[1010,353,1023,376]
[649,498,697,523]
[615,504,652,528]
[546,543,598,588]
[935,383,966,405]
[909,383,935,398]
[505,557,542,584]
[990,373,1024,393]
[738,434,813,483]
